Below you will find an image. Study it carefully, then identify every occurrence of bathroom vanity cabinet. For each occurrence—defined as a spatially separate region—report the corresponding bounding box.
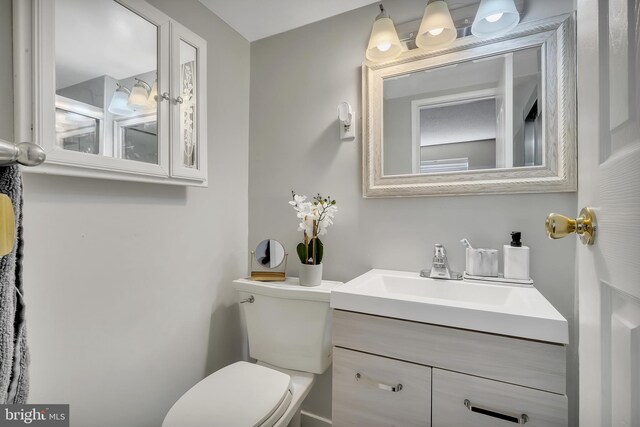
[332,309,568,426]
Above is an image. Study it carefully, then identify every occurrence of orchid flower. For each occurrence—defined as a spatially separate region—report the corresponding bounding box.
[291,191,338,264]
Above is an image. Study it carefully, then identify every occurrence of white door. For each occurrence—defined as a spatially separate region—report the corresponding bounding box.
[577,0,640,426]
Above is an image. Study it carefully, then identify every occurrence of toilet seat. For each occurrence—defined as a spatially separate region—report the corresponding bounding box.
[162,361,293,427]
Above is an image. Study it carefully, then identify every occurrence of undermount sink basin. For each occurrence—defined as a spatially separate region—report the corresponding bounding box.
[330,269,568,344]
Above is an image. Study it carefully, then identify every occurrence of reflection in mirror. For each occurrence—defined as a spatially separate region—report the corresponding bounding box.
[383,46,542,176]
[55,104,101,154]
[114,114,159,164]
[54,0,158,164]
[255,239,286,269]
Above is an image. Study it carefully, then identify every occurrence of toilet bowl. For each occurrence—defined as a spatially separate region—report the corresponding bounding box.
[162,277,342,427]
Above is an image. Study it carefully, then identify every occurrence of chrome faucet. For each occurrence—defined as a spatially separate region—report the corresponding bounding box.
[420,244,462,280]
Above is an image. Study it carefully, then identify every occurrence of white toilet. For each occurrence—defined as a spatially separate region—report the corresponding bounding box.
[162,277,341,427]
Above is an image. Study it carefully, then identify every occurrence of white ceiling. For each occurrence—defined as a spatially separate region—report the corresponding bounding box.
[198,0,379,42]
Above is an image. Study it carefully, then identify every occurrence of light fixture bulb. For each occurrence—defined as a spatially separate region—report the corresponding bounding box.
[415,1,457,50]
[377,42,392,52]
[127,78,152,111]
[471,0,520,37]
[366,4,403,62]
[108,84,133,116]
[485,12,504,22]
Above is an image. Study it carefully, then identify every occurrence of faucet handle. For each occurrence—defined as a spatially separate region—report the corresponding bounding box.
[421,243,462,280]
[433,244,447,265]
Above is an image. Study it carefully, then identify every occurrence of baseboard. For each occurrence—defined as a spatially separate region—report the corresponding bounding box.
[301,410,332,427]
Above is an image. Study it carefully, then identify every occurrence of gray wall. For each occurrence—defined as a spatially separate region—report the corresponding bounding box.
[57,75,107,108]
[0,0,250,426]
[249,0,578,423]
[383,95,413,174]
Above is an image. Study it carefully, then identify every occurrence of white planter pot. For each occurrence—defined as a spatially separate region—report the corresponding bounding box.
[299,263,323,287]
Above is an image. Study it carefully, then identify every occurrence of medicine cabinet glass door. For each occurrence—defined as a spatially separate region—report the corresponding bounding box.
[22,0,208,186]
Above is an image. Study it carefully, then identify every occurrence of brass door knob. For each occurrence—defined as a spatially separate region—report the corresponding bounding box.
[545,207,597,245]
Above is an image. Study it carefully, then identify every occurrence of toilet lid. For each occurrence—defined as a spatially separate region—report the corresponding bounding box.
[162,362,293,427]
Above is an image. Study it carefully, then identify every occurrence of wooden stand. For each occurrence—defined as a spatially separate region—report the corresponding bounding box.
[249,251,288,282]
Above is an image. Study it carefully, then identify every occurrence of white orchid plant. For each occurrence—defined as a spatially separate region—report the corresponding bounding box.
[289,191,338,265]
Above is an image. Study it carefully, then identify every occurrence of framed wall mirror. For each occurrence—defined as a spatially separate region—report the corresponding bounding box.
[362,14,576,197]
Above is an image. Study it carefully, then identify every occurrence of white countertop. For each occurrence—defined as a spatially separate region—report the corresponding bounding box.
[330,269,568,344]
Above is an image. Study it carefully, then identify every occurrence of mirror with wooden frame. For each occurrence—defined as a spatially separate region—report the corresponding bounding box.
[362,14,576,197]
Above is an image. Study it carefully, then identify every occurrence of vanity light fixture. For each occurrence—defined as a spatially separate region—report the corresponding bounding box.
[108,84,133,116]
[415,0,457,50]
[471,0,520,37]
[366,4,402,62]
[127,78,152,110]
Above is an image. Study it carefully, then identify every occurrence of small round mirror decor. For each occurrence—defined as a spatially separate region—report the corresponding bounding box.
[254,239,286,269]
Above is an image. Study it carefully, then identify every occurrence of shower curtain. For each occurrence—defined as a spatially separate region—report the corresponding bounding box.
[0,165,29,403]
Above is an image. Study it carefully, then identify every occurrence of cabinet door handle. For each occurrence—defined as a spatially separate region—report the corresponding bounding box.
[464,399,529,424]
[174,96,184,104]
[355,372,403,392]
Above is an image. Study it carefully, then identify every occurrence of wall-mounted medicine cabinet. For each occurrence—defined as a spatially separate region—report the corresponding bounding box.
[14,0,208,186]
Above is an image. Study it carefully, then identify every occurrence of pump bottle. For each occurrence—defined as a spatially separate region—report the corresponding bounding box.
[504,231,530,280]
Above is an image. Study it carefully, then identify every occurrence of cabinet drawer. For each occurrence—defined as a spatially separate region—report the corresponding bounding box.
[432,369,567,427]
[333,310,566,394]
[333,347,431,427]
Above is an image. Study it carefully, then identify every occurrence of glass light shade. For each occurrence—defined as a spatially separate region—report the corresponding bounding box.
[366,16,402,62]
[108,86,133,116]
[149,79,157,100]
[471,0,520,37]
[415,1,457,50]
[128,82,149,111]
[145,79,158,111]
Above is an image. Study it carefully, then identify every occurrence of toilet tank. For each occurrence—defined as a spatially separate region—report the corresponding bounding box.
[233,278,342,375]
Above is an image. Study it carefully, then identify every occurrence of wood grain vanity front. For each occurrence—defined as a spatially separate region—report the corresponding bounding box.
[432,369,567,427]
[332,309,568,426]
[333,309,566,394]
[333,347,431,427]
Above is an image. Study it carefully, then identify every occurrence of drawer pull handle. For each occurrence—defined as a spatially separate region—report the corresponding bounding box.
[464,399,529,424]
[355,372,403,392]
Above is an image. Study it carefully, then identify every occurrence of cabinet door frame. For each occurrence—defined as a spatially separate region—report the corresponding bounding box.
[31,0,171,178]
[169,22,208,182]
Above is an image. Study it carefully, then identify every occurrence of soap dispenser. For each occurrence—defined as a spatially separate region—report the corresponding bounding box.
[503,231,530,280]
